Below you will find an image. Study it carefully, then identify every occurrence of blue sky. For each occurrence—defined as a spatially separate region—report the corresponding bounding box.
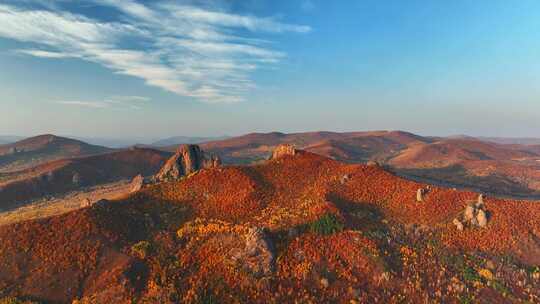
[0,0,539,140]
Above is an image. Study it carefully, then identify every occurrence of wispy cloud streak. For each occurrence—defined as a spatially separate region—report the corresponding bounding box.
[0,1,310,103]
[56,95,150,110]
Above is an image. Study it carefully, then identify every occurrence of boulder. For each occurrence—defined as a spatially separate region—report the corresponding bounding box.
[476,209,488,228]
[416,188,425,202]
[81,198,92,208]
[154,144,221,182]
[46,171,55,182]
[241,227,275,277]
[476,194,485,208]
[270,144,297,159]
[366,160,380,167]
[72,173,82,185]
[130,174,145,193]
[455,198,489,230]
[452,218,464,231]
[340,174,351,185]
[463,204,476,222]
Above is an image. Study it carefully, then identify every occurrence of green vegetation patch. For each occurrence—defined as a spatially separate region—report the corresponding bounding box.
[308,213,344,235]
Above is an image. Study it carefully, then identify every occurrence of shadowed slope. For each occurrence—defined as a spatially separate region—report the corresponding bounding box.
[0,148,171,211]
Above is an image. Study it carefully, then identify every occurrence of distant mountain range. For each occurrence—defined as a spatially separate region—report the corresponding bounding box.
[190,131,540,197]
[2,132,540,198]
[477,136,540,145]
[0,136,24,145]
[151,135,229,147]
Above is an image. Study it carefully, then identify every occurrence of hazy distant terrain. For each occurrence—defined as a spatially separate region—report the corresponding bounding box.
[478,136,540,145]
[3,132,540,199]
[0,136,23,145]
[151,135,229,147]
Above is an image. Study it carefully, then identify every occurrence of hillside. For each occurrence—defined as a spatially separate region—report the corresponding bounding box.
[194,130,431,164]
[175,131,540,198]
[0,148,171,211]
[388,139,540,197]
[0,149,539,303]
[0,134,113,172]
[389,139,537,168]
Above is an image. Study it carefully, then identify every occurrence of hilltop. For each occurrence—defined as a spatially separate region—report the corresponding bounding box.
[190,130,431,164]
[0,134,113,172]
[165,131,540,197]
[0,146,539,303]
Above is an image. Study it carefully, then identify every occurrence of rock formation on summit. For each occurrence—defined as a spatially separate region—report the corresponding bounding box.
[154,144,221,182]
[270,144,297,159]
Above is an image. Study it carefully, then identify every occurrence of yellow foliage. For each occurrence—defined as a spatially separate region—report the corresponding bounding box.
[478,268,494,281]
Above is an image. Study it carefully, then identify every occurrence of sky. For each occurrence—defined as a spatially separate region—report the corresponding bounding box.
[0,0,539,140]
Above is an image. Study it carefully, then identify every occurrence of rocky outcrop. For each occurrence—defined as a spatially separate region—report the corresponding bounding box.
[130,174,145,193]
[270,144,297,159]
[154,145,221,182]
[72,173,82,185]
[366,160,380,167]
[177,219,275,278]
[453,197,489,230]
[81,198,92,208]
[416,186,431,203]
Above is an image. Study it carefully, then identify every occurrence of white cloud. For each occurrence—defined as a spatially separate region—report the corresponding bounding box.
[110,95,150,102]
[0,1,310,103]
[56,100,111,108]
[16,49,77,58]
[56,95,151,109]
[161,3,311,33]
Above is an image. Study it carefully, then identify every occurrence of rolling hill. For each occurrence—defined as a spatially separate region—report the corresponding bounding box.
[156,131,540,198]
[192,130,432,164]
[0,147,171,211]
[0,134,113,172]
[0,148,539,303]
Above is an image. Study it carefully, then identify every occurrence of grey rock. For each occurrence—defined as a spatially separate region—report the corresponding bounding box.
[72,173,81,185]
[476,209,488,228]
[130,174,145,193]
[270,144,297,159]
[416,188,424,202]
[154,144,221,182]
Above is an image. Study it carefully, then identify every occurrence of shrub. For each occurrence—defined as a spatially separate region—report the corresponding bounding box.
[0,297,38,304]
[308,214,344,235]
[131,240,152,259]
